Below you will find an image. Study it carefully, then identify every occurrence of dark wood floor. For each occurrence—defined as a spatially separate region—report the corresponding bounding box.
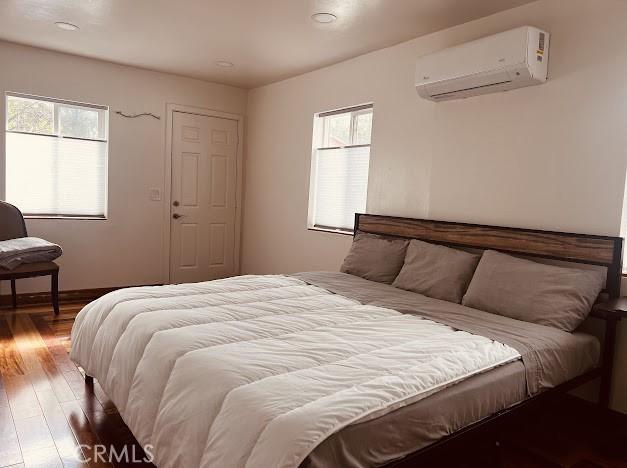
[1,301,626,468]
[0,301,153,468]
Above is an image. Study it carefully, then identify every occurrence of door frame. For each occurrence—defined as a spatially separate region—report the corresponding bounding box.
[162,103,244,284]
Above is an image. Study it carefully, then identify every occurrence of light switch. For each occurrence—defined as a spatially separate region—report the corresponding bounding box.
[149,188,162,201]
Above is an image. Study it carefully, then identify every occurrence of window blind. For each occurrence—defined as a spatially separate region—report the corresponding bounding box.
[312,146,370,230]
[6,133,107,216]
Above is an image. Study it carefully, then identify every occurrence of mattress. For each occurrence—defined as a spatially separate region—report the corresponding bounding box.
[305,360,527,467]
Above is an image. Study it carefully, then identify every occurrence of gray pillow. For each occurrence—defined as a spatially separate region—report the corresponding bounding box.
[340,233,409,284]
[392,240,480,303]
[462,250,604,332]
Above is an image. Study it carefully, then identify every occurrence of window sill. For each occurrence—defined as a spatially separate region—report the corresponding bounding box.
[24,215,107,221]
[308,226,354,236]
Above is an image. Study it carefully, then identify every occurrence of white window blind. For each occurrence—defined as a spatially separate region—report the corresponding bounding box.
[5,93,108,217]
[309,104,373,232]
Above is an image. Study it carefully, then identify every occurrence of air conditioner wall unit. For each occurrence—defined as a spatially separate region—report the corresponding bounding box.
[415,26,550,102]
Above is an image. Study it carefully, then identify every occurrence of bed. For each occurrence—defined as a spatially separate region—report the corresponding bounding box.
[70,214,624,468]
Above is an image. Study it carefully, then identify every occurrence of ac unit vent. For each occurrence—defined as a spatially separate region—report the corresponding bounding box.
[539,32,546,51]
[431,80,512,99]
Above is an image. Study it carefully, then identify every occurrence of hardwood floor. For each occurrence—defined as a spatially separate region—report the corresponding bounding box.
[1,301,626,468]
[0,301,153,468]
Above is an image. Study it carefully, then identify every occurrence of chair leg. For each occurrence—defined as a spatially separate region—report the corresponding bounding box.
[51,271,60,316]
[10,279,17,309]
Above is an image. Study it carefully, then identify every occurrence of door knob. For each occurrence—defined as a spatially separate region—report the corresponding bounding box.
[172,213,185,219]
[172,200,180,207]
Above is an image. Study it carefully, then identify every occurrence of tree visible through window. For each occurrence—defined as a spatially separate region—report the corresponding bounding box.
[308,104,373,233]
[4,93,109,217]
[7,97,54,134]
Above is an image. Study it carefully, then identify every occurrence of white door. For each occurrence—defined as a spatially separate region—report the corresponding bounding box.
[170,111,238,283]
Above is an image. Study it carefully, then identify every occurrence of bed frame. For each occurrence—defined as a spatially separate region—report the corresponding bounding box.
[353,213,625,466]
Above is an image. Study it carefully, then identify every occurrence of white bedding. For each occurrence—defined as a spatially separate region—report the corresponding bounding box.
[70,275,520,468]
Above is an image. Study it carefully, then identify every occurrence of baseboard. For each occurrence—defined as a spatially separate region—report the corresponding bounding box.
[0,284,161,308]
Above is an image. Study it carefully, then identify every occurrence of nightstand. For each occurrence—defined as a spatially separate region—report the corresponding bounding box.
[591,298,627,407]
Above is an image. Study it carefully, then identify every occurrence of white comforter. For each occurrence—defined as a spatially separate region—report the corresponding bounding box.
[70,275,519,468]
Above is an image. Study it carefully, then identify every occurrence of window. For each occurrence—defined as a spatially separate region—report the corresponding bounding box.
[308,104,373,233]
[622,181,627,273]
[5,93,108,218]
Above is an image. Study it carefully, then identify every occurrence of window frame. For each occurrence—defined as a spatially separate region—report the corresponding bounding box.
[621,172,627,275]
[4,92,109,220]
[307,103,373,235]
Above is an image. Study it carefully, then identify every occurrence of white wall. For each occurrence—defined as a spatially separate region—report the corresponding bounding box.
[0,41,247,293]
[242,0,627,412]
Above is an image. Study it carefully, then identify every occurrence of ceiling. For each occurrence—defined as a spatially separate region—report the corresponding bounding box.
[0,0,536,89]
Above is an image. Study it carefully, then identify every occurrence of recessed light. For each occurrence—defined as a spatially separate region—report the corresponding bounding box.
[55,21,79,31]
[311,12,337,24]
[215,60,234,68]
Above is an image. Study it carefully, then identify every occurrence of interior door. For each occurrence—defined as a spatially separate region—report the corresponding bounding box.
[170,111,238,283]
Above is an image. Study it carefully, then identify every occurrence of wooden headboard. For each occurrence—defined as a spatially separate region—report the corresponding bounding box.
[354,213,624,298]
